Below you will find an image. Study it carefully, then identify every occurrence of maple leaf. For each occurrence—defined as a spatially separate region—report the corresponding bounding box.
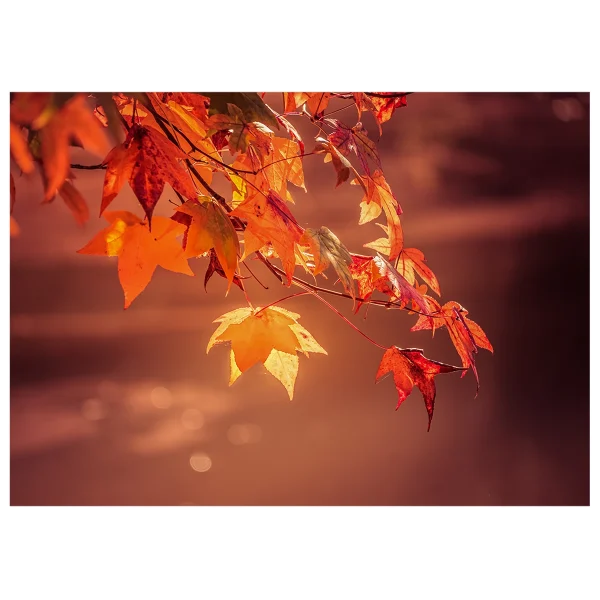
[158,92,210,121]
[100,124,198,223]
[283,93,330,117]
[77,211,193,308]
[206,93,279,131]
[206,104,274,157]
[313,138,367,191]
[376,346,464,431]
[352,170,403,260]
[367,93,408,124]
[17,94,112,201]
[175,198,240,289]
[300,226,355,300]
[9,122,35,174]
[364,229,440,296]
[411,300,493,394]
[231,190,304,285]
[373,254,430,314]
[350,93,408,134]
[273,112,305,154]
[141,96,218,185]
[204,248,245,292]
[326,119,381,175]
[227,136,306,208]
[207,306,326,398]
[262,137,306,196]
[348,254,430,314]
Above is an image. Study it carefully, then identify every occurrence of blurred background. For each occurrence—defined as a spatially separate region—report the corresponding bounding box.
[10,92,589,505]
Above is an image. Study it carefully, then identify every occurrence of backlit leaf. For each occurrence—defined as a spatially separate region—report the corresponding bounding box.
[100,124,198,222]
[207,306,326,399]
[376,346,464,431]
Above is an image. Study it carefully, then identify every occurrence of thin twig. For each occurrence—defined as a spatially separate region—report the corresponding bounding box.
[288,278,388,350]
[241,261,269,290]
[71,163,106,170]
[263,260,433,317]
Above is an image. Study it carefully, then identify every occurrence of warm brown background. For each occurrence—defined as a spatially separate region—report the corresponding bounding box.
[10,92,589,505]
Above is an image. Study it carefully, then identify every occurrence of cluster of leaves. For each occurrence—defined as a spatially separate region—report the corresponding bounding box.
[10,91,492,431]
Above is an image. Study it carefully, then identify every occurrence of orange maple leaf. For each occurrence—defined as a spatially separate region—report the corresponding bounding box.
[231,190,303,285]
[207,306,326,399]
[376,346,464,431]
[77,211,193,308]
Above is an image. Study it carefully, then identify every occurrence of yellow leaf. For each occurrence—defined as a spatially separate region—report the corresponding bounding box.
[207,306,326,398]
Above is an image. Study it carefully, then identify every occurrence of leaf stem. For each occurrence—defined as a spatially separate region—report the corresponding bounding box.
[254,292,309,314]
[262,259,433,317]
[288,278,388,351]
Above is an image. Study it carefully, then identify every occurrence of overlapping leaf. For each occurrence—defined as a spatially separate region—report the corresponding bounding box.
[231,190,303,285]
[203,248,245,292]
[349,254,430,314]
[206,93,279,130]
[300,226,355,299]
[326,119,381,175]
[351,93,408,135]
[206,104,274,157]
[411,300,493,393]
[100,124,197,222]
[207,306,326,398]
[175,198,240,289]
[364,227,440,296]
[376,347,464,431]
[314,138,366,190]
[283,93,330,117]
[11,93,112,201]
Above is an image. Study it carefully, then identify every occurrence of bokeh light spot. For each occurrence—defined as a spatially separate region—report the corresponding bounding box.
[552,97,583,122]
[189,453,212,472]
[150,386,172,409]
[181,408,205,430]
[81,398,107,421]
[227,423,262,446]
